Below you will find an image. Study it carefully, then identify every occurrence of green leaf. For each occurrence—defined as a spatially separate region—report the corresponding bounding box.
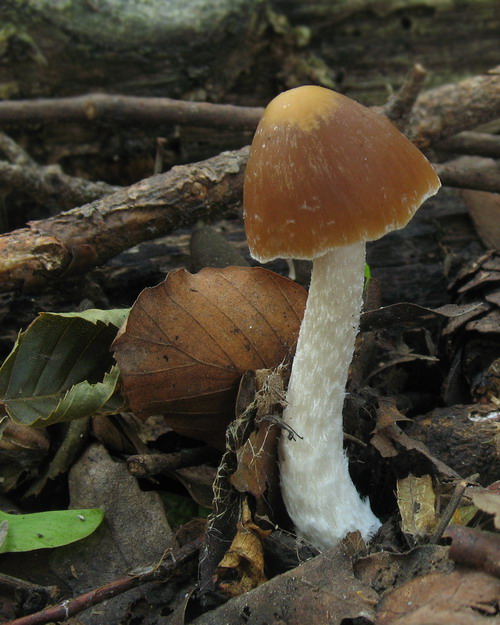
[0,309,129,426]
[364,263,371,282]
[0,508,104,553]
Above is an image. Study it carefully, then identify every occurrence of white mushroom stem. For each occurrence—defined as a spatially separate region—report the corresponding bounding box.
[279,242,381,550]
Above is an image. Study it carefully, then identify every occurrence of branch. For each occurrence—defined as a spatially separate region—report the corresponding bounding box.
[0,93,263,131]
[0,66,499,145]
[409,65,500,147]
[436,131,500,159]
[0,148,248,293]
[433,161,500,193]
[2,67,500,294]
[381,63,427,132]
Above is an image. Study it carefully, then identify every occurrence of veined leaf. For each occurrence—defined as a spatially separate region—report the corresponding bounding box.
[0,309,129,426]
[0,508,104,553]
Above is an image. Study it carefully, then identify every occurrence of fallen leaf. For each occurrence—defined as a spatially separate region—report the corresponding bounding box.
[375,569,500,625]
[360,301,481,333]
[49,444,175,624]
[470,488,500,529]
[199,365,290,598]
[462,189,500,249]
[373,399,460,479]
[0,309,128,427]
[230,421,279,498]
[397,474,437,536]
[113,266,306,447]
[354,545,452,595]
[214,499,270,597]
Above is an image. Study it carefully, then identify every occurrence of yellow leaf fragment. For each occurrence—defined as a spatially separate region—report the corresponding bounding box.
[397,474,437,536]
[215,499,271,597]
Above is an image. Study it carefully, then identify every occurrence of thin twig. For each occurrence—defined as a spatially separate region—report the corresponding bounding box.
[0,93,263,131]
[436,131,500,159]
[3,534,204,625]
[127,447,220,478]
[433,162,500,193]
[428,479,470,544]
[381,63,427,132]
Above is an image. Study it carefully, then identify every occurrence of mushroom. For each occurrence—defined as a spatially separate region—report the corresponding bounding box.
[243,85,441,549]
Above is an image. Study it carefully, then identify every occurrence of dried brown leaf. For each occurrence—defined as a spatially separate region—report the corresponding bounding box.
[375,569,500,625]
[373,399,460,478]
[230,421,279,498]
[214,499,270,598]
[194,543,379,625]
[397,474,437,536]
[360,302,481,333]
[113,267,306,447]
[462,189,500,249]
[471,489,500,529]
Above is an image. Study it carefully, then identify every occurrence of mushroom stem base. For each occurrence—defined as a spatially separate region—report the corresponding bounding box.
[279,242,380,550]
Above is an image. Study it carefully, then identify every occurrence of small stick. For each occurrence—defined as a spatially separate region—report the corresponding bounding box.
[154,137,168,175]
[127,447,220,477]
[0,93,263,131]
[437,131,500,159]
[382,63,427,132]
[428,477,475,544]
[433,162,500,193]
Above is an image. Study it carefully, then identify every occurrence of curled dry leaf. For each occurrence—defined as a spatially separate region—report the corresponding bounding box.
[214,498,271,598]
[112,267,306,447]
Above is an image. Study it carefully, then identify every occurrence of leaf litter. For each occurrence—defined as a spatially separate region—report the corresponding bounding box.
[1,242,500,624]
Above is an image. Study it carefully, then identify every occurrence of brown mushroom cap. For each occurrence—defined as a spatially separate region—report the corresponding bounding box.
[244,86,441,262]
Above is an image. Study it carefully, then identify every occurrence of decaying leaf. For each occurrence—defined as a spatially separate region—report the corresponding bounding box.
[360,301,482,333]
[462,189,500,250]
[214,499,271,598]
[113,266,306,447]
[375,568,500,625]
[470,488,500,529]
[199,365,290,599]
[405,404,500,485]
[194,542,379,625]
[397,475,437,536]
[371,397,410,458]
[372,398,460,478]
[354,544,452,595]
[230,422,279,498]
[229,367,286,506]
[445,525,500,578]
